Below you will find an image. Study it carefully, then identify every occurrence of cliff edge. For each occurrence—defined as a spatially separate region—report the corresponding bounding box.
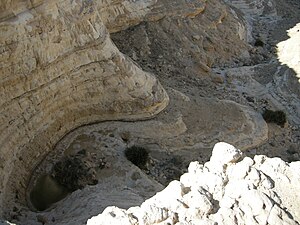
[88,142,300,225]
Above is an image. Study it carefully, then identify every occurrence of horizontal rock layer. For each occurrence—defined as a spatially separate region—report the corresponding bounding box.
[0,0,253,219]
[0,0,173,216]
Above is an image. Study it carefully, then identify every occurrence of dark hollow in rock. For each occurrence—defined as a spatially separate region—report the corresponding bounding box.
[30,175,69,211]
[29,150,106,211]
[262,109,287,127]
[125,146,149,169]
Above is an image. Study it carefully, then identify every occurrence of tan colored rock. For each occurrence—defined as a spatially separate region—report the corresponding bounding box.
[0,0,169,216]
[0,0,254,217]
[0,0,44,21]
[100,0,207,33]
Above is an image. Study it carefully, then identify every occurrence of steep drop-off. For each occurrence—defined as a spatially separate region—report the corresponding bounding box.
[1,0,300,224]
[0,0,171,216]
[88,142,300,225]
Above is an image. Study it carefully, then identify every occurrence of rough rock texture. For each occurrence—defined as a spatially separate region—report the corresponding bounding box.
[10,92,266,224]
[0,0,170,216]
[1,0,300,224]
[88,142,300,225]
[277,22,300,81]
[225,0,276,18]
[224,0,277,43]
[111,0,250,77]
[203,0,300,165]
[0,0,254,217]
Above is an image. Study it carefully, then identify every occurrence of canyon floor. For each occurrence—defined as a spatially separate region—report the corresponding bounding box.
[5,0,300,224]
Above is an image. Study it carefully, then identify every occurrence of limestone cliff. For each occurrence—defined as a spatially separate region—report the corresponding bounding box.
[2,0,300,224]
[0,0,253,217]
[0,0,170,216]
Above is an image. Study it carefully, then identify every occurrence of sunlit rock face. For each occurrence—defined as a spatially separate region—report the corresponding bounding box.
[0,0,169,216]
[277,23,300,82]
[0,0,252,220]
[88,142,300,225]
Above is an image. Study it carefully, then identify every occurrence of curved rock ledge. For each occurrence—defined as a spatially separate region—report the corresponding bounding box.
[0,0,250,216]
[2,0,298,223]
[0,0,170,216]
[88,142,300,225]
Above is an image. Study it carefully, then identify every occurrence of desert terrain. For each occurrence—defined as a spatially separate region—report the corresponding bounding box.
[0,0,300,224]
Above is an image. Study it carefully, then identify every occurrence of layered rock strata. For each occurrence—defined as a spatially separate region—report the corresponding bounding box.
[88,142,300,225]
[0,0,265,221]
[0,0,170,216]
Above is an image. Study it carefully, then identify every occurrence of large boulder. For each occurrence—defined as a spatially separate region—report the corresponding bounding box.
[88,142,300,225]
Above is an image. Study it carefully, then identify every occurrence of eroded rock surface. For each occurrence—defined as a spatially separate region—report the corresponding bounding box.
[0,0,254,217]
[0,0,169,216]
[1,0,300,224]
[88,142,300,225]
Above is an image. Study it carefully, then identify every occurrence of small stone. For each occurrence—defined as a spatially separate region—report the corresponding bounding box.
[210,142,242,166]
[211,74,224,84]
[192,35,201,40]
[228,157,254,180]
[87,207,136,225]
[254,155,267,165]
[36,215,48,225]
[246,168,261,186]
[259,172,274,189]
[138,205,171,224]
[183,190,213,215]
[180,173,194,188]
[219,195,235,209]
[198,61,211,72]
[143,180,185,211]
[188,161,203,174]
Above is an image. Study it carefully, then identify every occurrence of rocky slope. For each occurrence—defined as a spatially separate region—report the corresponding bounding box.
[0,0,170,217]
[1,0,300,224]
[87,142,300,225]
[0,0,254,219]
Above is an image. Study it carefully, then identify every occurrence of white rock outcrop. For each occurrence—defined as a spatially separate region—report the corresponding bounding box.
[87,142,300,225]
[277,22,300,81]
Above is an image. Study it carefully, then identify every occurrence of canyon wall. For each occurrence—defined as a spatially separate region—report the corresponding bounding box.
[0,0,252,219]
[0,0,170,216]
